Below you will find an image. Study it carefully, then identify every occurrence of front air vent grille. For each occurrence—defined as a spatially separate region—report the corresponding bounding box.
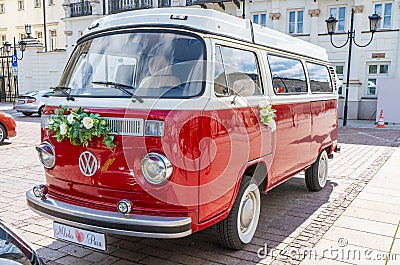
[105,117,144,136]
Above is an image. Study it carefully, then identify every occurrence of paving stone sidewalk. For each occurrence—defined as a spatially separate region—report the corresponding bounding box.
[0,115,399,265]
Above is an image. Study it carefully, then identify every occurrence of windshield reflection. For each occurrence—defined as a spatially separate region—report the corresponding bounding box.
[58,31,205,99]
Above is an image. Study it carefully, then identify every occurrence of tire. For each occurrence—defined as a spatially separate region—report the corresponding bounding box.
[217,175,261,250]
[22,112,33,116]
[305,150,329,191]
[0,124,5,144]
[38,105,45,117]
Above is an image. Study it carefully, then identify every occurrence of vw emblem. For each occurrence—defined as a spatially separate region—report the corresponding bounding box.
[78,151,98,177]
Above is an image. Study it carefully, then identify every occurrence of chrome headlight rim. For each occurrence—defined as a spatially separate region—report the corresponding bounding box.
[141,153,173,185]
[36,141,55,169]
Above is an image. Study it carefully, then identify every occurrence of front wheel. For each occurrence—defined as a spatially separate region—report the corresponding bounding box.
[305,150,329,191]
[217,175,261,249]
[38,106,44,117]
[0,124,6,143]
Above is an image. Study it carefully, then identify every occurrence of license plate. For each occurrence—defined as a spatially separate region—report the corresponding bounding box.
[53,222,106,251]
[18,100,24,104]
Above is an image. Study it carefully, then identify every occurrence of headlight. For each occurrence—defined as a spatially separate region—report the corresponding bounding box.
[144,120,164,137]
[141,153,172,185]
[36,142,55,169]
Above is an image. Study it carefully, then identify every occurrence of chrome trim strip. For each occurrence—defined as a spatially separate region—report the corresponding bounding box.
[26,190,192,239]
[105,117,144,136]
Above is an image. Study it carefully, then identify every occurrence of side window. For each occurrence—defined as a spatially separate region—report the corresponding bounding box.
[267,54,307,94]
[214,45,263,97]
[214,46,228,96]
[307,62,333,93]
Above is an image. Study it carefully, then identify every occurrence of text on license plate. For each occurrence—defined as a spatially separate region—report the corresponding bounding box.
[53,222,106,251]
[18,100,24,104]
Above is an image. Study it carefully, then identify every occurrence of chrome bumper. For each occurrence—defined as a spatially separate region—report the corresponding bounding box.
[26,190,192,238]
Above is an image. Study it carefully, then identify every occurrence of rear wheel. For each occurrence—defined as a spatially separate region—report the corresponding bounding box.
[0,124,6,143]
[38,106,44,117]
[21,112,33,116]
[217,175,261,249]
[305,150,329,191]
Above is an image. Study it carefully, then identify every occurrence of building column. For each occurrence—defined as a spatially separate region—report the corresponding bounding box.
[89,0,102,15]
[346,5,364,119]
[269,13,281,31]
[308,9,320,44]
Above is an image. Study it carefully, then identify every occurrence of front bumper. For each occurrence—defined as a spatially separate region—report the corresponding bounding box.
[26,190,192,238]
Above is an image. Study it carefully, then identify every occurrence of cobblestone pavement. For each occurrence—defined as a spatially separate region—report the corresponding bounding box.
[1,111,400,265]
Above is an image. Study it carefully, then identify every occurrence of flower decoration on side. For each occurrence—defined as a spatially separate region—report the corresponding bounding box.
[48,106,115,148]
[259,102,277,126]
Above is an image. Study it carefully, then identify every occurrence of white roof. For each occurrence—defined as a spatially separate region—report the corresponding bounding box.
[86,8,328,61]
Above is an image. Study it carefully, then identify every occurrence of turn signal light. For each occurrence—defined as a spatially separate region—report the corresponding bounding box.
[33,184,48,200]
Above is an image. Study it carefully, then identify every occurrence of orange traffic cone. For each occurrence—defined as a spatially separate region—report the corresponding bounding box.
[376,109,386,128]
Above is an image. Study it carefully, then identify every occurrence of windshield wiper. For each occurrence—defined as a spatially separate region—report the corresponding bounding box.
[92,81,143,103]
[53,86,75,101]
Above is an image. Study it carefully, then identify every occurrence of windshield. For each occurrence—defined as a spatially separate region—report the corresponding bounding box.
[58,31,206,99]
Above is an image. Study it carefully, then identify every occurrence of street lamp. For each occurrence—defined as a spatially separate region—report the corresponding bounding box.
[25,24,32,38]
[326,9,381,126]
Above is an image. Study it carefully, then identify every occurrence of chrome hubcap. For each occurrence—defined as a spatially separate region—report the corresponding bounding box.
[318,154,328,187]
[0,128,4,141]
[240,193,255,232]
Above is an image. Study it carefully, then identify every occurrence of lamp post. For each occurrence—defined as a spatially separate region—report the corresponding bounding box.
[326,9,381,126]
[0,30,28,102]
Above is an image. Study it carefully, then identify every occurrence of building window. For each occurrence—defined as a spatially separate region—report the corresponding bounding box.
[367,63,389,96]
[329,7,346,31]
[1,35,6,43]
[0,3,5,13]
[335,65,344,95]
[252,13,267,26]
[19,33,26,40]
[375,3,392,29]
[288,10,304,34]
[18,0,24,10]
[36,31,43,44]
[48,0,54,5]
[50,30,57,51]
[34,0,41,8]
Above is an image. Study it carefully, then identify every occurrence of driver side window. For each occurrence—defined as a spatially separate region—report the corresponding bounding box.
[214,45,263,97]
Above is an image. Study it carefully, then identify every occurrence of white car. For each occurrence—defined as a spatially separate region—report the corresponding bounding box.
[14,90,53,117]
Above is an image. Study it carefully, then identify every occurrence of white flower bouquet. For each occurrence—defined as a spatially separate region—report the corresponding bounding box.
[48,106,115,148]
[259,102,277,126]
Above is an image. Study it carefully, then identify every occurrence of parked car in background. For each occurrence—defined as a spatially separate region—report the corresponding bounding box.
[14,90,53,117]
[0,220,45,265]
[0,110,16,144]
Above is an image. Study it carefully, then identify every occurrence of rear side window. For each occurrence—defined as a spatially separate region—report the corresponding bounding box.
[267,54,307,94]
[214,45,263,97]
[307,62,333,93]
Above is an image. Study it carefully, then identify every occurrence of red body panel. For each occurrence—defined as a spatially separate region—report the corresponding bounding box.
[41,98,337,233]
[0,110,16,138]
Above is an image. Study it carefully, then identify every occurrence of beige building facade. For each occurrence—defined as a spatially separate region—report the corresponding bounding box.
[0,0,66,51]
[4,0,399,119]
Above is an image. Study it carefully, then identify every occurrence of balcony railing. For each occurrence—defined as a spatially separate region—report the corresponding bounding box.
[186,0,238,9]
[70,1,92,17]
[108,0,153,14]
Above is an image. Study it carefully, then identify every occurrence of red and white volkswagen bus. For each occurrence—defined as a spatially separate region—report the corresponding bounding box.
[27,8,338,250]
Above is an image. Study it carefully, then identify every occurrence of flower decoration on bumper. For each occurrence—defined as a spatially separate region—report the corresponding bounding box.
[48,106,115,148]
[259,103,277,126]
